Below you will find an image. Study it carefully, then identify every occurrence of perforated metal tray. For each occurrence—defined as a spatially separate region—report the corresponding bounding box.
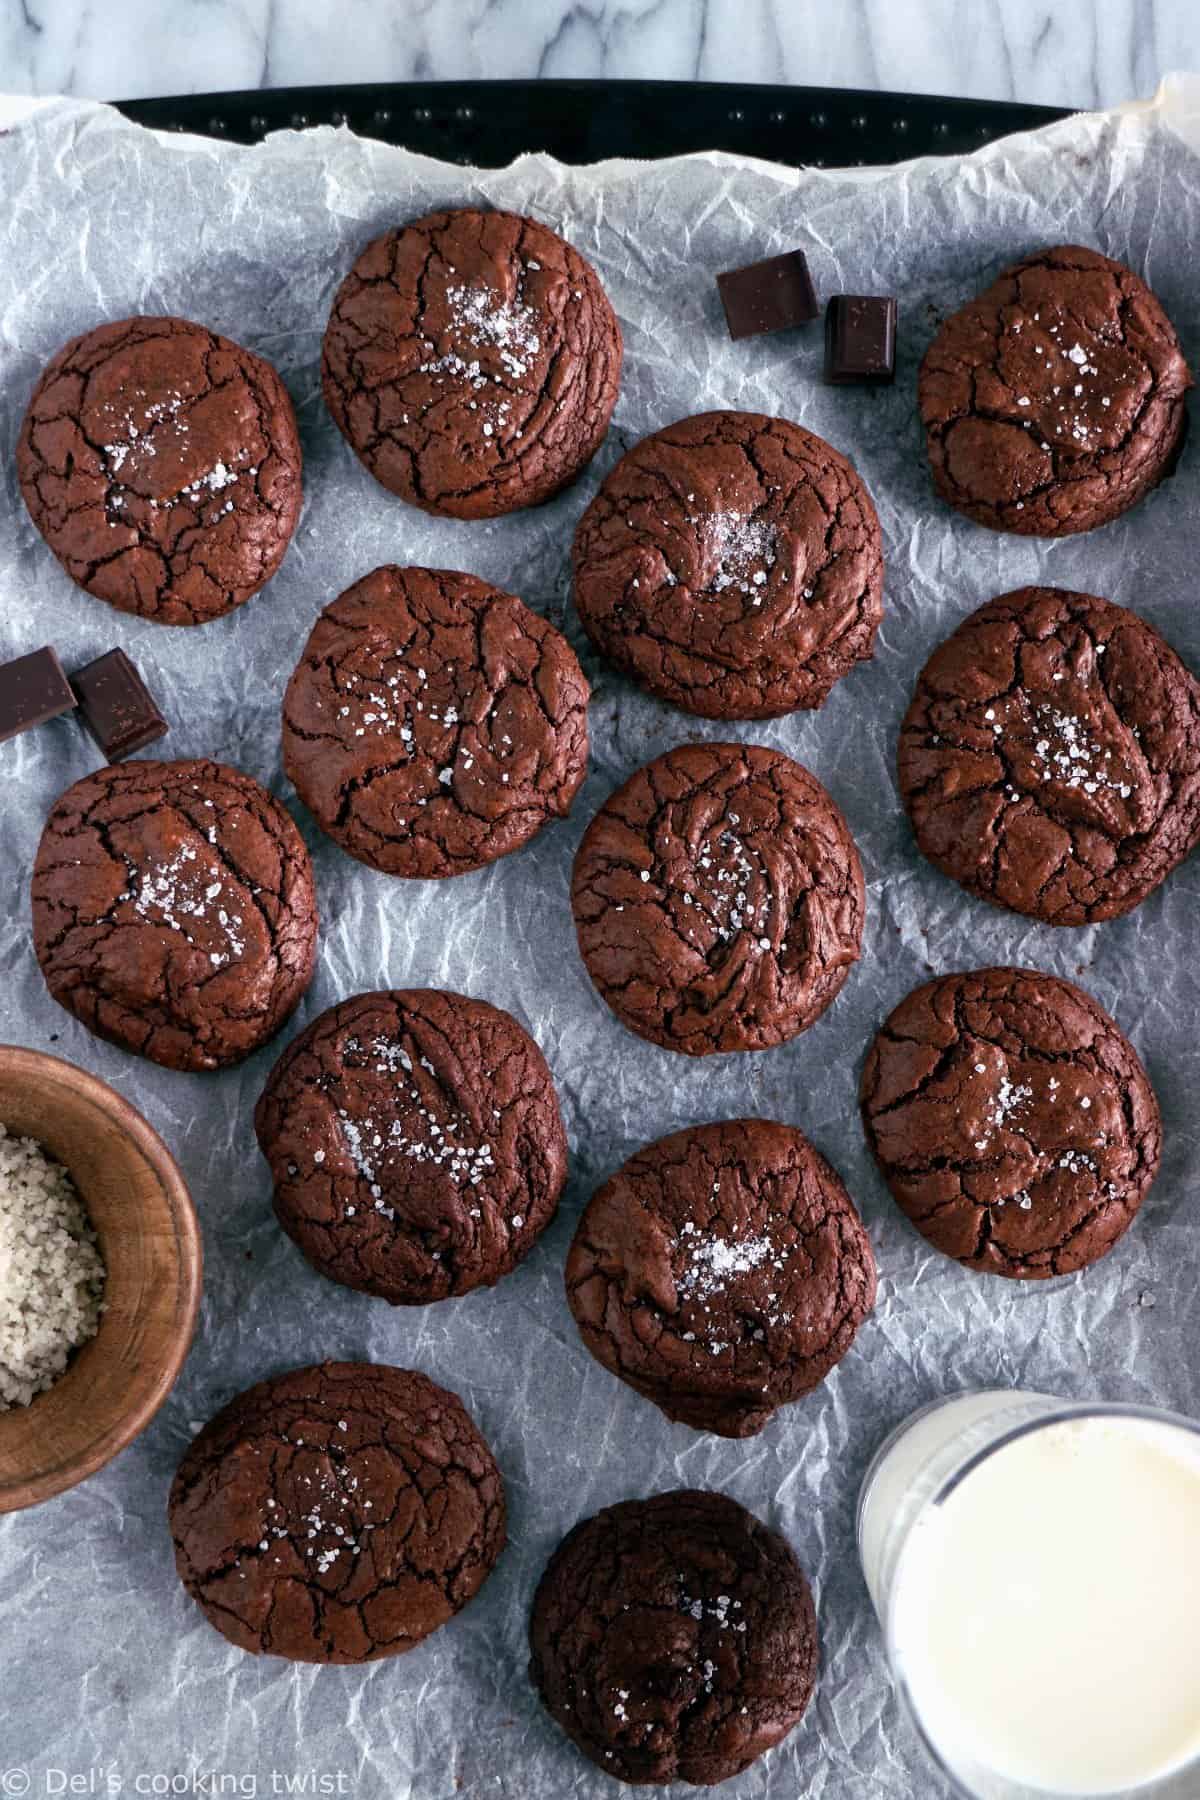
[117,79,1070,166]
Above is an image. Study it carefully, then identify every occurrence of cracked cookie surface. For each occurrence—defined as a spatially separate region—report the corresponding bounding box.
[860,967,1161,1280]
[920,244,1191,536]
[32,758,317,1072]
[255,989,568,1304]
[573,410,883,719]
[282,565,590,878]
[321,207,622,518]
[529,1487,817,1786]
[169,1361,506,1663]
[898,585,1200,925]
[17,315,302,624]
[571,742,865,1056]
[566,1118,875,1439]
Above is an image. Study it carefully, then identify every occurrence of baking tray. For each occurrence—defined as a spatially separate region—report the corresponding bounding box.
[9,74,1092,1796]
[117,78,1071,166]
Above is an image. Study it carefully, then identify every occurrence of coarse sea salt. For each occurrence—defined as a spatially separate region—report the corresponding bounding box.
[677,1225,776,1299]
[691,511,779,602]
[680,827,770,950]
[251,1466,377,1576]
[444,283,541,379]
[971,1063,1034,1153]
[130,841,247,968]
[101,392,187,470]
[673,1190,791,1347]
[1031,705,1133,799]
[679,1588,747,1634]
[0,1126,105,1409]
[333,1035,496,1202]
[415,283,540,444]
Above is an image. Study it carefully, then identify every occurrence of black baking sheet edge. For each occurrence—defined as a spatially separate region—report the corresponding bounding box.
[116,79,1071,167]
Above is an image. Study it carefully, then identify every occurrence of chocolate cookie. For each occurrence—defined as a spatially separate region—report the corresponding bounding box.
[17,316,302,625]
[529,1488,817,1786]
[860,967,1161,1280]
[566,1118,876,1438]
[32,759,317,1072]
[169,1362,506,1663]
[898,586,1200,925]
[920,245,1191,536]
[573,411,883,719]
[322,208,622,518]
[571,742,865,1056]
[254,989,568,1304]
[282,565,589,878]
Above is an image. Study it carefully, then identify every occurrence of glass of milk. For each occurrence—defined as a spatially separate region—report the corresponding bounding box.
[858,1390,1200,1798]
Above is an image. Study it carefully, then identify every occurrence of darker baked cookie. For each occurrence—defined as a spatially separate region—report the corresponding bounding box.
[322,208,622,518]
[860,967,1161,1280]
[898,586,1200,925]
[255,989,568,1304]
[573,411,883,719]
[529,1488,817,1786]
[169,1361,505,1663]
[32,759,317,1072]
[282,565,589,878]
[17,316,302,625]
[920,245,1191,536]
[566,1118,876,1438]
[571,742,865,1056]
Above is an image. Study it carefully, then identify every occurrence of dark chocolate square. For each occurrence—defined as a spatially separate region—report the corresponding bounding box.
[717,250,820,340]
[824,295,897,385]
[0,646,76,743]
[70,648,168,762]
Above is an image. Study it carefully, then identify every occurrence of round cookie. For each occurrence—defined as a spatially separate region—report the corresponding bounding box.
[566,1118,876,1438]
[573,410,884,720]
[32,759,317,1072]
[254,989,568,1304]
[17,315,302,625]
[571,742,865,1056]
[860,967,1161,1280]
[169,1362,505,1663]
[321,207,622,519]
[529,1488,817,1786]
[920,244,1191,537]
[282,565,590,878]
[898,586,1200,925]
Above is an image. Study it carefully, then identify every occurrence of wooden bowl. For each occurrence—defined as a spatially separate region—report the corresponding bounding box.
[0,1045,202,1511]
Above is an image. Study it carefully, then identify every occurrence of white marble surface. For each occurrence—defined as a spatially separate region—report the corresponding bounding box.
[0,0,1197,110]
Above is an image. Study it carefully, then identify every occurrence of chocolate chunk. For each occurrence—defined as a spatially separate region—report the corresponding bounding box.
[825,295,897,384]
[717,250,819,339]
[70,649,167,761]
[0,646,76,743]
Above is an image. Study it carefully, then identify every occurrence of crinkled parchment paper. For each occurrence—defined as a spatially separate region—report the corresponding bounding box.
[2,74,1200,1800]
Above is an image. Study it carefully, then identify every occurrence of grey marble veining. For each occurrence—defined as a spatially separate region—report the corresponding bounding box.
[0,0,1198,108]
